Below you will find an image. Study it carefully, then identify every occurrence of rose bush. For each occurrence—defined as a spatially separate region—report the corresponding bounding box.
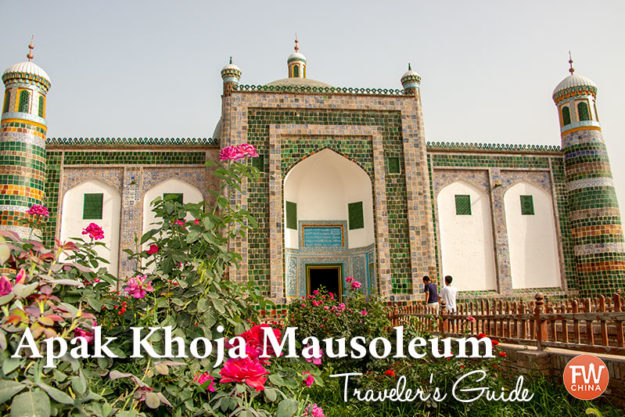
[0,144,322,417]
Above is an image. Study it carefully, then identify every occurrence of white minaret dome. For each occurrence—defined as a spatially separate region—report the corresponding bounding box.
[552,53,597,99]
[3,61,51,83]
[553,73,597,96]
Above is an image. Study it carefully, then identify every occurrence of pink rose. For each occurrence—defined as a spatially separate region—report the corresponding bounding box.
[74,327,94,343]
[146,244,159,255]
[0,276,12,296]
[351,281,361,290]
[219,357,268,391]
[27,204,49,217]
[82,223,104,240]
[361,310,368,316]
[236,143,259,158]
[193,372,216,392]
[346,276,353,283]
[123,275,154,299]
[303,404,325,417]
[302,371,314,387]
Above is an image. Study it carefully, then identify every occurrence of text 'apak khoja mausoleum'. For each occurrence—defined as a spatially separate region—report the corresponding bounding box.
[1,40,623,304]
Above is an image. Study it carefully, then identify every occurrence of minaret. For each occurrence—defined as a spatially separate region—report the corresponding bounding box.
[0,39,51,238]
[287,38,306,79]
[553,54,625,295]
[400,63,421,95]
[220,57,241,97]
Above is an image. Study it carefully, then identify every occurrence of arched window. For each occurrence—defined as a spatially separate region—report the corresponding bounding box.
[578,102,590,121]
[2,91,9,113]
[561,106,571,126]
[18,90,30,113]
[38,96,45,118]
[293,65,300,77]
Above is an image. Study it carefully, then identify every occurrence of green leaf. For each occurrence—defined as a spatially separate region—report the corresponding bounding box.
[0,380,26,404]
[85,296,102,311]
[13,283,38,298]
[186,230,201,244]
[264,388,277,402]
[0,293,14,306]
[212,298,225,315]
[268,374,285,387]
[140,228,159,245]
[10,390,51,417]
[144,392,160,409]
[37,382,74,405]
[2,357,21,375]
[71,372,86,395]
[154,362,169,375]
[276,399,298,417]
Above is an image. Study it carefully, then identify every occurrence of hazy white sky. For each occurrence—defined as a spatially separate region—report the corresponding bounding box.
[1,1,624,206]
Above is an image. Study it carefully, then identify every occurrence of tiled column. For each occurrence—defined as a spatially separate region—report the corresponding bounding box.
[488,168,512,293]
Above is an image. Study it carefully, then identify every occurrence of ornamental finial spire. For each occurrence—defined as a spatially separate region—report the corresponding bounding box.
[27,36,34,62]
[568,51,575,75]
[229,56,233,64]
[408,63,412,71]
[294,34,299,53]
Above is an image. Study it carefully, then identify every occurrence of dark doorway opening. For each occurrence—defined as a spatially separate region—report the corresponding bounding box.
[306,264,343,301]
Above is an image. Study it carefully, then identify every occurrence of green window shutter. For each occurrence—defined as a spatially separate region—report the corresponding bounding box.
[578,102,590,121]
[520,195,535,215]
[38,96,44,118]
[18,90,30,113]
[561,106,571,126]
[2,91,9,113]
[251,154,264,171]
[455,195,471,215]
[348,201,364,230]
[293,65,299,77]
[163,193,183,204]
[286,201,297,230]
[387,157,400,174]
[83,193,103,220]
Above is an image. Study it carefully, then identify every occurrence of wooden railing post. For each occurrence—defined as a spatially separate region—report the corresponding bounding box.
[535,293,547,350]
[439,298,447,334]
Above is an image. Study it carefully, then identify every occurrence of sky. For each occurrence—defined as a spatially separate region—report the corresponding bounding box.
[1,0,624,206]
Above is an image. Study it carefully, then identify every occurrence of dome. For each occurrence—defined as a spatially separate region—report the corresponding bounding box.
[266,77,331,88]
[553,73,597,96]
[3,61,50,83]
[221,57,241,81]
[400,64,421,88]
[221,62,241,73]
[287,52,307,64]
[212,118,222,139]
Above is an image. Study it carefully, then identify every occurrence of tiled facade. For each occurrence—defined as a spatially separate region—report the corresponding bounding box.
[2,49,624,304]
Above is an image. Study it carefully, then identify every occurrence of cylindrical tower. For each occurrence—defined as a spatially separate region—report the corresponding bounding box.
[553,56,625,295]
[287,38,306,79]
[221,57,241,97]
[0,41,51,238]
[400,63,421,95]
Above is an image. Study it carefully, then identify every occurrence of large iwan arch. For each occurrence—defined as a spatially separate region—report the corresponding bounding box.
[283,149,375,299]
[60,180,121,274]
[504,182,561,289]
[437,181,496,291]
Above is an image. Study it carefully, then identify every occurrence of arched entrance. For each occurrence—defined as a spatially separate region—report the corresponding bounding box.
[283,149,375,300]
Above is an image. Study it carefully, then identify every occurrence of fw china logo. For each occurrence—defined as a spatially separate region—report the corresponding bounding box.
[563,354,609,400]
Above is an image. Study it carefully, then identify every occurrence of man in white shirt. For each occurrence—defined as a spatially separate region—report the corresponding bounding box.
[440,275,458,313]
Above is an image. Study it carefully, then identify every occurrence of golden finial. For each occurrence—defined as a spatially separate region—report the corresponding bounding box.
[27,36,34,62]
[568,51,575,75]
[294,34,299,53]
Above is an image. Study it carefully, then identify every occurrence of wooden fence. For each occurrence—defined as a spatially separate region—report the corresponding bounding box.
[389,293,625,355]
